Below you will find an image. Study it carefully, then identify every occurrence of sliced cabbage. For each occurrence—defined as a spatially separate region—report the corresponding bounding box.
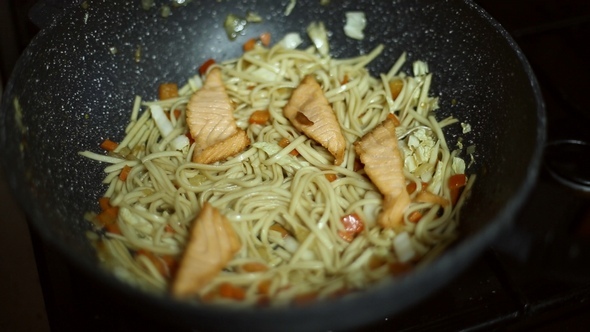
[279,32,303,49]
[307,21,329,56]
[344,12,366,40]
[150,105,173,138]
[393,232,415,263]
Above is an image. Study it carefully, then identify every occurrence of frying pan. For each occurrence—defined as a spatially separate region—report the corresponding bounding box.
[0,0,545,331]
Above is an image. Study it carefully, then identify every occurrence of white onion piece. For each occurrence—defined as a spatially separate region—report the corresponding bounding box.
[150,105,173,138]
[344,12,366,40]
[393,232,416,263]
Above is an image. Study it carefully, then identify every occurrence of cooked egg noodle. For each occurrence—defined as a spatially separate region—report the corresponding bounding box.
[82,42,472,305]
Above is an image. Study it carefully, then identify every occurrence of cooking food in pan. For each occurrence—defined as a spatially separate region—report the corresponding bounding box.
[80,26,474,306]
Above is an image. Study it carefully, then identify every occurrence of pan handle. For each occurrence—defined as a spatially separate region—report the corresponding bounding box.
[29,0,84,29]
[492,139,590,281]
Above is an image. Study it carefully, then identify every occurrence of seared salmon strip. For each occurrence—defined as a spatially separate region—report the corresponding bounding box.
[354,118,410,229]
[186,67,249,163]
[193,129,250,164]
[283,75,347,165]
[172,202,241,297]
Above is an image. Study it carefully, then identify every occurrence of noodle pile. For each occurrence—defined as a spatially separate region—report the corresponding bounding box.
[81,38,473,306]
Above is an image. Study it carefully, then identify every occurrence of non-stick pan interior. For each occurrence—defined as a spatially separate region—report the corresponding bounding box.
[0,0,544,330]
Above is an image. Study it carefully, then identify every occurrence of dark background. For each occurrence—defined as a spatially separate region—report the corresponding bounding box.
[1,0,590,331]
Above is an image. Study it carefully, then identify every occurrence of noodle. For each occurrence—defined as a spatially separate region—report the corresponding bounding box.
[82,38,473,305]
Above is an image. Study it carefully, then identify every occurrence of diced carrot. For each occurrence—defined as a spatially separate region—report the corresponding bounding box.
[219,282,246,301]
[259,32,271,47]
[97,206,119,226]
[98,197,111,211]
[387,113,401,126]
[450,188,462,206]
[257,279,272,295]
[448,174,467,190]
[243,38,257,52]
[406,182,418,195]
[341,74,349,85]
[257,295,271,307]
[269,223,289,238]
[104,222,122,235]
[100,139,118,151]
[389,261,412,276]
[119,165,131,181]
[242,262,268,273]
[338,213,364,242]
[368,255,387,270]
[199,58,216,75]
[158,83,179,100]
[293,291,318,306]
[389,79,404,100]
[408,211,423,223]
[325,173,338,182]
[278,137,299,156]
[248,110,271,124]
[137,249,177,279]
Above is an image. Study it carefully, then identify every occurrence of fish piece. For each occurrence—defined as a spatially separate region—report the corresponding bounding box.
[354,118,410,229]
[187,67,248,163]
[172,202,241,297]
[193,129,250,164]
[283,75,346,165]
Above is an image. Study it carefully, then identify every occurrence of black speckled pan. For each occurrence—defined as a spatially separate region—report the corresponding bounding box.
[0,0,545,331]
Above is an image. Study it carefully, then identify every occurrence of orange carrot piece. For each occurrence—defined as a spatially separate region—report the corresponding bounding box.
[389,79,404,100]
[341,74,349,85]
[389,261,412,276]
[242,262,269,273]
[293,292,318,306]
[97,206,119,226]
[269,223,289,238]
[257,279,272,295]
[98,197,111,211]
[387,113,401,126]
[248,110,271,124]
[278,137,299,156]
[338,213,364,242]
[243,38,257,52]
[164,224,175,233]
[448,174,467,190]
[325,173,338,182]
[104,222,122,235]
[406,182,418,195]
[408,211,423,223]
[219,282,245,301]
[173,109,182,119]
[100,139,118,151]
[260,32,271,47]
[158,83,179,100]
[199,58,216,75]
[137,249,177,278]
[119,165,131,181]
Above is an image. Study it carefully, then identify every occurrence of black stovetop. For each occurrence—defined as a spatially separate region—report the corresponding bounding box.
[21,0,590,331]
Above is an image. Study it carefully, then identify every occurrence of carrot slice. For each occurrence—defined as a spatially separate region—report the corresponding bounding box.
[269,223,289,238]
[243,38,257,52]
[389,79,404,100]
[387,113,401,126]
[325,173,338,182]
[448,174,467,190]
[158,83,179,100]
[338,213,364,242]
[278,137,299,156]
[242,262,268,273]
[119,165,131,181]
[199,58,216,75]
[248,110,271,124]
[257,279,272,295]
[260,32,271,46]
[98,197,111,211]
[100,139,118,151]
[408,211,423,223]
